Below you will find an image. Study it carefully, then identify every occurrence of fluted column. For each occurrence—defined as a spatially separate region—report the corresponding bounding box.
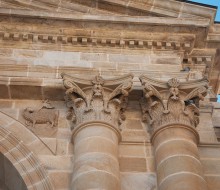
[140,76,209,190]
[62,73,133,190]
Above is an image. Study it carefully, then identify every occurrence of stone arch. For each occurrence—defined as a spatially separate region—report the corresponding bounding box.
[0,127,54,190]
[0,111,55,155]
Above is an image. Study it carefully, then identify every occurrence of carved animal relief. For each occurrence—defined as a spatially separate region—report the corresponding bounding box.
[139,75,209,132]
[23,100,59,129]
[61,73,133,129]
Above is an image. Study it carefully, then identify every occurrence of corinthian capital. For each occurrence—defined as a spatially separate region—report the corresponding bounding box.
[139,75,209,132]
[61,73,133,129]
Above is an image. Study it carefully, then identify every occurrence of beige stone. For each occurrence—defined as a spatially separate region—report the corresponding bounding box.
[0,1,220,190]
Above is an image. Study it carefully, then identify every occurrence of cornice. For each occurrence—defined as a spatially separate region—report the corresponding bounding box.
[0,0,217,21]
[207,24,220,43]
[0,8,211,27]
[0,30,195,53]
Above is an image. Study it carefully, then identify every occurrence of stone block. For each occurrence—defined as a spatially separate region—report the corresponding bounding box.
[119,144,145,157]
[38,155,73,171]
[119,157,147,172]
[155,139,200,165]
[74,153,119,177]
[74,125,118,145]
[13,49,43,59]
[49,171,71,189]
[109,54,148,63]
[147,157,156,172]
[10,85,42,100]
[151,55,181,65]
[0,108,19,119]
[27,139,54,156]
[43,51,80,62]
[159,173,207,190]
[72,170,120,190]
[198,131,218,143]
[206,175,220,190]
[80,53,108,62]
[0,100,13,108]
[121,130,149,142]
[0,84,10,99]
[6,121,37,145]
[74,137,118,159]
[28,65,57,78]
[56,139,69,155]
[125,119,143,129]
[157,156,203,184]
[42,86,65,101]
[0,112,15,127]
[201,159,220,175]
[92,61,117,69]
[199,147,220,158]
[40,138,57,154]
[0,64,28,77]
[64,60,92,68]
[0,48,13,57]
[121,173,156,190]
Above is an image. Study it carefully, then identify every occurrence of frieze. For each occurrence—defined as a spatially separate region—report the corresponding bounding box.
[62,73,133,129]
[139,75,209,133]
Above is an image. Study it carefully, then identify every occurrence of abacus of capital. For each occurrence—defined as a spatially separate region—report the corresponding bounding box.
[62,73,210,190]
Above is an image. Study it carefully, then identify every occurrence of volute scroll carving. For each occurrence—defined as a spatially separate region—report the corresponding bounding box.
[139,75,209,132]
[61,73,133,129]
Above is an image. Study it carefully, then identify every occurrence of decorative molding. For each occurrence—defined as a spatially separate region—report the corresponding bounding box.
[139,75,209,132]
[0,31,193,51]
[0,127,54,190]
[182,55,215,80]
[62,73,133,129]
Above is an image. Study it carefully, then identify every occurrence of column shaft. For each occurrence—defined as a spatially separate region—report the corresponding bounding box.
[71,122,121,190]
[152,125,208,190]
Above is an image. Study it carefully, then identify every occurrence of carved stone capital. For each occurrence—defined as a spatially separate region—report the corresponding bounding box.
[139,75,209,132]
[62,73,133,129]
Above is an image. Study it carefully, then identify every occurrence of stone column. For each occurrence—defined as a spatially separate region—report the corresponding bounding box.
[140,76,209,190]
[62,73,133,190]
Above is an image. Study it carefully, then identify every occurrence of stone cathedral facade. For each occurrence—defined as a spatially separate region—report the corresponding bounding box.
[0,0,220,190]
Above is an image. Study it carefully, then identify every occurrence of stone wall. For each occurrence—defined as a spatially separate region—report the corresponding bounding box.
[0,1,220,190]
[0,48,184,80]
[0,98,220,189]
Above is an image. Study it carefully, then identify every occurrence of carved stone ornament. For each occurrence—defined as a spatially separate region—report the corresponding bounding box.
[139,75,209,132]
[23,100,59,128]
[61,73,133,129]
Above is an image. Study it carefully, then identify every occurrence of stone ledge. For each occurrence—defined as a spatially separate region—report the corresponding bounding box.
[0,8,211,26]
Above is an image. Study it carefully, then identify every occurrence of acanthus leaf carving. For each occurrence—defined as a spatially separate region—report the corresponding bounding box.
[139,75,209,132]
[62,73,133,129]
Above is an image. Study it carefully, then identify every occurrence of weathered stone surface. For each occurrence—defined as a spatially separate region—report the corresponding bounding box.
[0,1,220,190]
[121,173,156,190]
